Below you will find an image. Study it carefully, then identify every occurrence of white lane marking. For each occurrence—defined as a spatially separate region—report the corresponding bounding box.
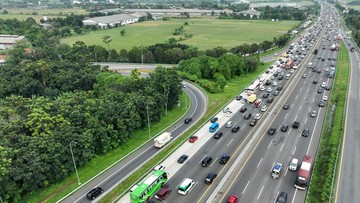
[199,155,207,164]
[284,113,288,119]
[268,141,272,149]
[284,168,289,177]
[280,143,285,152]
[312,97,315,103]
[227,139,234,147]
[241,125,245,130]
[300,104,303,111]
[270,162,276,173]
[257,186,265,200]
[304,117,308,124]
[257,158,263,168]
[210,158,217,167]
[295,94,298,99]
[292,188,298,203]
[242,181,250,194]
[294,115,298,121]
[292,146,297,155]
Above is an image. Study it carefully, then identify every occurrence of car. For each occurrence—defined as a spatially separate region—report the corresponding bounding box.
[317,88,323,93]
[155,187,172,200]
[267,87,273,92]
[154,164,166,171]
[278,75,284,80]
[302,128,310,137]
[302,73,308,78]
[177,155,188,163]
[226,121,235,128]
[86,187,103,200]
[249,119,257,126]
[188,135,198,143]
[240,107,247,113]
[321,82,327,88]
[260,86,265,91]
[184,118,192,124]
[276,192,288,203]
[210,117,218,123]
[232,126,240,133]
[270,76,275,80]
[244,113,252,120]
[313,80,318,84]
[281,125,289,132]
[205,172,217,185]
[273,91,279,96]
[235,95,243,100]
[325,86,331,91]
[289,158,299,171]
[262,93,270,98]
[223,107,231,113]
[293,121,300,129]
[322,57,325,61]
[317,68,322,73]
[214,132,223,139]
[268,127,277,135]
[325,67,329,72]
[276,86,283,91]
[312,68,317,72]
[226,111,233,117]
[310,110,317,117]
[283,104,291,110]
[265,80,271,85]
[272,81,278,86]
[267,97,274,103]
[319,99,325,107]
[220,154,231,164]
[228,194,239,203]
[254,113,262,120]
[261,105,268,112]
[289,69,295,74]
[323,95,328,101]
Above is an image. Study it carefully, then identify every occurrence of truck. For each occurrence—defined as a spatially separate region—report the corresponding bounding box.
[285,60,294,69]
[294,155,313,190]
[154,132,173,148]
[328,65,335,78]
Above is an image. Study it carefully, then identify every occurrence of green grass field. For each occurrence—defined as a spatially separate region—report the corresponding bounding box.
[61,18,300,50]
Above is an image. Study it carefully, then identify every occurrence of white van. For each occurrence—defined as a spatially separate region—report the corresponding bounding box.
[178,178,195,195]
[289,158,299,171]
[307,62,312,68]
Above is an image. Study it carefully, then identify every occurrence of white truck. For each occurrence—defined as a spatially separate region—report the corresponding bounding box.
[154,132,173,148]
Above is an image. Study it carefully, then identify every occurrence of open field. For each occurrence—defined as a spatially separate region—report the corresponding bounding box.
[61,18,300,50]
[5,8,88,16]
[0,14,45,22]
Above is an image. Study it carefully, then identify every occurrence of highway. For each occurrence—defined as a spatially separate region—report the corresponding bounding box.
[60,81,207,203]
[335,23,360,203]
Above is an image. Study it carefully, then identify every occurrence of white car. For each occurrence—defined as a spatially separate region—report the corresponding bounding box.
[272,81,278,86]
[267,87,273,92]
[323,95,328,101]
[289,158,299,171]
[154,164,165,171]
[310,110,317,117]
[321,82,327,88]
[254,113,262,120]
[260,86,266,91]
[289,69,295,74]
[261,105,268,112]
[226,121,235,128]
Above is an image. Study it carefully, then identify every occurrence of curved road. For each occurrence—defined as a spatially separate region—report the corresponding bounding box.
[60,81,207,203]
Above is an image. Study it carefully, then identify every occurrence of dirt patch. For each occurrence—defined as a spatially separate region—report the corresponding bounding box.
[40,179,75,203]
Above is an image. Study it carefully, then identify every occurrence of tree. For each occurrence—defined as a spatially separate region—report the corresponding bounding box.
[102,35,112,49]
[119,49,128,62]
[120,29,126,36]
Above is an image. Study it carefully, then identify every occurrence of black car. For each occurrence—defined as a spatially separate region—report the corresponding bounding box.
[273,72,278,77]
[220,154,231,164]
[265,80,271,85]
[319,100,325,107]
[184,118,192,124]
[267,97,274,103]
[244,113,252,120]
[262,93,270,98]
[313,80,318,84]
[177,155,188,163]
[278,75,284,80]
[240,107,247,113]
[276,192,287,203]
[236,95,243,101]
[312,68,317,72]
[250,119,257,126]
[86,187,103,200]
[283,104,290,110]
[276,86,283,91]
[281,125,289,132]
[232,125,240,133]
[214,132,223,139]
[268,127,277,135]
[317,88,323,93]
[210,117,218,123]
[205,172,217,185]
[302,128,310,137]
[293,121,300,129]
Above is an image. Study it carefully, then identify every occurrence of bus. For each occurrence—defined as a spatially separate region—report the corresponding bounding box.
[209,122,219,133]
[245,81,262,95]
[178,178,195,195]
[130,170,168,203]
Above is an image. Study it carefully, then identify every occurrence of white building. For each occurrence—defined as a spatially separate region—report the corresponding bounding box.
[0,35,25,50]
[82,14,144,28]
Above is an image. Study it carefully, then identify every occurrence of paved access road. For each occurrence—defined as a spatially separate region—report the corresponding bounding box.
[335,27,360,203]
[60,81,207,203]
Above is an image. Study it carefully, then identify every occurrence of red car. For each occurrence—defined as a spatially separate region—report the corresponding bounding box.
[188,135,198,143]
[228,194,238,203]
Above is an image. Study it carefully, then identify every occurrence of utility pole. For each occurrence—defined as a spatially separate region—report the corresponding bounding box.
[70,141,81,185]
[147,103,151,139]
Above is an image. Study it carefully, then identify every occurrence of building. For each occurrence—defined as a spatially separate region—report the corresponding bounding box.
[121,8,233,17]
[238,8,261,19]
[0,35,25,50]
[82,14,143,28]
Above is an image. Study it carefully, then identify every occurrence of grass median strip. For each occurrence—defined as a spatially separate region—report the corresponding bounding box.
[100,60,272,202]
[306,41,349,202]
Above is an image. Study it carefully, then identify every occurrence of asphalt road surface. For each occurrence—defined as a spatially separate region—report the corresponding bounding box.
[335,27,360,203]
[60,81,207,203]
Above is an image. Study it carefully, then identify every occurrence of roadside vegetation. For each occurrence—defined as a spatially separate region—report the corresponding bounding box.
[307,41,349,202]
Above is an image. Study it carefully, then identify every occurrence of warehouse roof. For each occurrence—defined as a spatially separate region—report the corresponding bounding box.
[0,35,25,44]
